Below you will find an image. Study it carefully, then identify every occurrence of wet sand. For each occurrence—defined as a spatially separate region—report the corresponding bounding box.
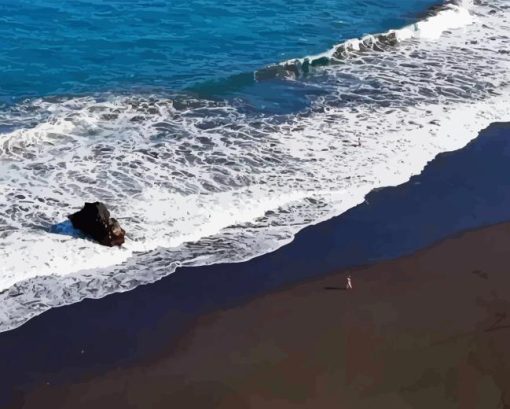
[3,122,510,408]
[16,221,510,408]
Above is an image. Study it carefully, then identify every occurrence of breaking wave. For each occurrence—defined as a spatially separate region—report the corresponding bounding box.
[256,0,473,80]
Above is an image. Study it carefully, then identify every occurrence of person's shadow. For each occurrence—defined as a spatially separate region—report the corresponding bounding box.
[324,286,347,291]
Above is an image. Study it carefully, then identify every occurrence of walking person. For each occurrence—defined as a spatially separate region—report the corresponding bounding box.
[346,274,353,290]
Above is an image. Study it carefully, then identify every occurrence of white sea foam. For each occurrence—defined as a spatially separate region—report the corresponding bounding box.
[393,0,473,41]
[0,0,509,332]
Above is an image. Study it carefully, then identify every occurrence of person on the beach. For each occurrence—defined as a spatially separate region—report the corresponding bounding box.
[346,275,353,290]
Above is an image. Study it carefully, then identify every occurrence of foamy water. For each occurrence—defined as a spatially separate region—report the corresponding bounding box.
[0,0,509,332]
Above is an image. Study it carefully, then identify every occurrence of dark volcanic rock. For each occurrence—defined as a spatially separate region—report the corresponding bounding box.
[68,202,125,247]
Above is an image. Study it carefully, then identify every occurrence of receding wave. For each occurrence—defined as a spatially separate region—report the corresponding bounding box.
[0,0,509,332]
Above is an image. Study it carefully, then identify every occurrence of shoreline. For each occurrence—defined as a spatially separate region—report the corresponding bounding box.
[17,220,510,408]
[1,0,508,335]
[2,121,510,406]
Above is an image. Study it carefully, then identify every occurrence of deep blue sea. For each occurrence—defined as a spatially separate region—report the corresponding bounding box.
[1,0,435,105]
[0,0,508,332]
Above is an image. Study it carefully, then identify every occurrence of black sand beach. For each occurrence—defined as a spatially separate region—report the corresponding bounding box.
[2,122,510,407]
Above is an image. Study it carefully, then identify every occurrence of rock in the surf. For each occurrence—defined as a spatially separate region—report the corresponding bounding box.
[68,202,125,247]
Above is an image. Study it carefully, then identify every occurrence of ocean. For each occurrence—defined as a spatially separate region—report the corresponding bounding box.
[0,0,509,332]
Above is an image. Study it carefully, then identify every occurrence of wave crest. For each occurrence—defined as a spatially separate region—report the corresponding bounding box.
[256,0,473,80]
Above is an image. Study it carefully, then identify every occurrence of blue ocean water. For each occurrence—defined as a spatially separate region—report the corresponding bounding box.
[0,0,438,103]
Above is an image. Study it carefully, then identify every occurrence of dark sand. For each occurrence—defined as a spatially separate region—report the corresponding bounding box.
[17,222,510,408]
[2,122,510,408]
